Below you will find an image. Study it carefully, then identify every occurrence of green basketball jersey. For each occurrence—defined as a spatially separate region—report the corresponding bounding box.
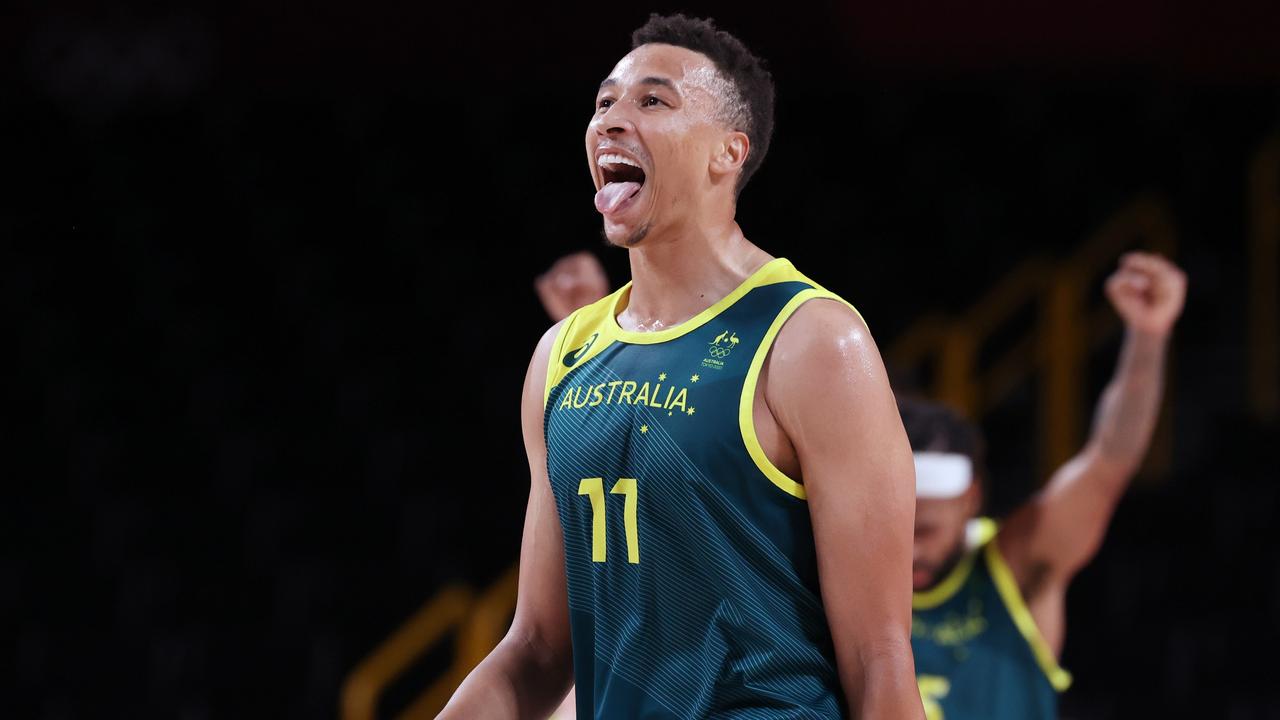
[542,257,862,719]
[911,519,1072,720]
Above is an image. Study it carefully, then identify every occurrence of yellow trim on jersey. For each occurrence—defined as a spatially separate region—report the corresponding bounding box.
[984,539,1074,692]
[543,315,576,409]
[739,289,818,499]
[542,288,629,408]
[546,256,830,405]
[966,516,999,548]
[738,280,868,501]
[911,518,998,608]
[911,548,979,610]
[547,256,870,503]
[756,259,869,327]
[605,257,806,345]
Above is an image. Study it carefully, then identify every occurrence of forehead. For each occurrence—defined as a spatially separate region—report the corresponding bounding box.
[603,43,717,90]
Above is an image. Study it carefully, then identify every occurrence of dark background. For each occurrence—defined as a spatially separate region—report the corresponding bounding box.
[7,1,1280,717]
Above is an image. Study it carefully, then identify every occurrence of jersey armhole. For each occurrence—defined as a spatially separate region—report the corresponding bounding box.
[738,288,868,501]
[984,539,1075,692]
[543,313,578,410]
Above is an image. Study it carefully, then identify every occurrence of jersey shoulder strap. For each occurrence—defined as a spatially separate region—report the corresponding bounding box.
[541,258,867,410]
[543,288,627,408]
[982,523,1073,692]
[752,259,869,331]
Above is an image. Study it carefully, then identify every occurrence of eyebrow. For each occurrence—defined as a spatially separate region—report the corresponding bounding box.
[598,76,678,92]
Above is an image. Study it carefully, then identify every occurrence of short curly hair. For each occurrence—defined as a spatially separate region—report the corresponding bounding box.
[631,13,775,196]
[897,396,989,489]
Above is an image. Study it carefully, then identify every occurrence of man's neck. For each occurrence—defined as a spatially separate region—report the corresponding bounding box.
[618,219,773,333]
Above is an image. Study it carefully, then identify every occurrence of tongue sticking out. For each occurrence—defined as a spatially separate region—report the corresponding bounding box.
[594,181,642,215]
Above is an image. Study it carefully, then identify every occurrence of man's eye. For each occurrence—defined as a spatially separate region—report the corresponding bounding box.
[642,96,663,107]
[597,98,614,111]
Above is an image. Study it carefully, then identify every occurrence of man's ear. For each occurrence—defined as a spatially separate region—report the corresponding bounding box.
[710,130,750,179]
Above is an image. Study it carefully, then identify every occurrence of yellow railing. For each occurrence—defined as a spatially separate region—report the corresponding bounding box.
[340,567,518,720]
[1249,134,1280,421]
[891,195,1177,479]
[342,195,1188,719]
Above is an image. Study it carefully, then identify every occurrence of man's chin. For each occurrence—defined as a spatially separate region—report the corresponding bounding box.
[601,220,651,248]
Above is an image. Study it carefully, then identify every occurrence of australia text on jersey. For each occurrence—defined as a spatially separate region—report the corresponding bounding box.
[555,372,700,417]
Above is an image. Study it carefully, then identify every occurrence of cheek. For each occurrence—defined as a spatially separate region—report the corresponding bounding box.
[650,118,708,163]
[654,144,701,191]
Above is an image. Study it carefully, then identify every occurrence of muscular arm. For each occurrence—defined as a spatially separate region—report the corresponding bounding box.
[767,299,924,720]
[438,322,575,719]
[1001,253,1187,598]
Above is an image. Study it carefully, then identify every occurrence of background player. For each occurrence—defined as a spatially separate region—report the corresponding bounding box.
[904,251,1187,718]
[441,13,924,719]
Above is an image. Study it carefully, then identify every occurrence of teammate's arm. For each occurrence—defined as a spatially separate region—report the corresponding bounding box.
[534,251,609,322]
[766,300,924,720]
[1000,252,1187,589]
[438,321,575,719]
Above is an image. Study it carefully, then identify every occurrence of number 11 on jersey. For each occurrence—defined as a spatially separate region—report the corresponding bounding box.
[578,477,640,564]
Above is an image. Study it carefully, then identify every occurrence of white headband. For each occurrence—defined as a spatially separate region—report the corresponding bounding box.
[913,451,973,499]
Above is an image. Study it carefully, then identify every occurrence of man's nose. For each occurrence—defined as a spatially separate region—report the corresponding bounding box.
[594,103,634,136]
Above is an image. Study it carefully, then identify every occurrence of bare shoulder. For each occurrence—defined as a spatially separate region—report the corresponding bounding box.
[761,294,899,443]
[762,295,909,503]
[769,296,881,382]
[522,317,571,413]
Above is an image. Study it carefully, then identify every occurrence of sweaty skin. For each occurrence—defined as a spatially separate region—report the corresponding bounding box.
[761,299,922,717]
[912,251,1187,660]
[442,41,924,719]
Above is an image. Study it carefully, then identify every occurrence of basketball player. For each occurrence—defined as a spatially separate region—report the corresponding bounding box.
[441,13,924,719]
[903,252,1186,719]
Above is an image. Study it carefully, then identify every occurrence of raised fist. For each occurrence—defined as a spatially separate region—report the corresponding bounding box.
[1104,251,1187,337]
[535,251,610,322]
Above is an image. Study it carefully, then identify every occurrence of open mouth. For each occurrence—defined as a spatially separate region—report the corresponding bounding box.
[600,153,646,187]
[595,153,647,215]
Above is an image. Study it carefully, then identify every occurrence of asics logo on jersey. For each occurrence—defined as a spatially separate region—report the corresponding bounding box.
[563,333,599,367]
